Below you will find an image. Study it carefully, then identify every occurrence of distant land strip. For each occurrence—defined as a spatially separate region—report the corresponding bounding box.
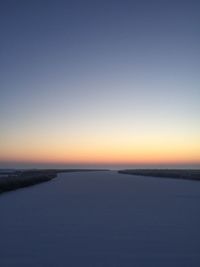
[118,169,200,181]
[0,169,109,194]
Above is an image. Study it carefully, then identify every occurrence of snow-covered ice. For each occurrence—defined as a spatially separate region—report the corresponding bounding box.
[0,171,200,267]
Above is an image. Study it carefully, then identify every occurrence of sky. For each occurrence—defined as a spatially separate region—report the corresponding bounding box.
[0,0,200,169]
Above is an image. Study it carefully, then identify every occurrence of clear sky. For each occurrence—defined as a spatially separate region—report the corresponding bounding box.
[0,0,200,168]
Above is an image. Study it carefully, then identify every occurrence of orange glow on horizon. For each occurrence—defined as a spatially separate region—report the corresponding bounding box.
[1,127,200,166]
[1,145,199,166]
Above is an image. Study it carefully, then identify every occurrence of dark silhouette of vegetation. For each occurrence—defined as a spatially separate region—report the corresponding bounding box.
[0,170,59,193]
[118,169,200,181]
[0,169,109,194]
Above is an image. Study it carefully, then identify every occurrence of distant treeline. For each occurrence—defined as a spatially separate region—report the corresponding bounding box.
[0,169,109,194]
[118,169,200,181]
[0,170,57,194]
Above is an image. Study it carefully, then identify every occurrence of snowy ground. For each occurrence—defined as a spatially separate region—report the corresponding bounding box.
[0,171,200,267]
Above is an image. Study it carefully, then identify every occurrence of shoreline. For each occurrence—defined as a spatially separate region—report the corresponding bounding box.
[118,169,200,181]
[0,169,109,194]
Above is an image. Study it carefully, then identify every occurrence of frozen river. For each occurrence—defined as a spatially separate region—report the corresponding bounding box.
[0,171,200,267]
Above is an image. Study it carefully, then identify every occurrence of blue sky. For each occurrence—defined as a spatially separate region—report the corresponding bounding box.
[0,0,200,168]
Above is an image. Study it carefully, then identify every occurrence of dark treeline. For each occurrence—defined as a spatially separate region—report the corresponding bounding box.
[0,171,57,193]
[118,169,200,181]
[0,169,109,194]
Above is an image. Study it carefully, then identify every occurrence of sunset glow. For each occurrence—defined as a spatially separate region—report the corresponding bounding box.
[0,1,200,168]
